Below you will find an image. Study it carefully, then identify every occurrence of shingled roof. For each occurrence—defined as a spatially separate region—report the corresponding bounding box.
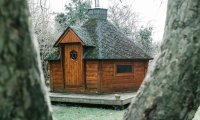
[53,26,95,47]
[46,8,152,61]
[45,48,60,61]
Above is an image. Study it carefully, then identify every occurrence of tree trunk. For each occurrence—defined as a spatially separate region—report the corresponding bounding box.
[0,0,53,120]
[124,0,200,120]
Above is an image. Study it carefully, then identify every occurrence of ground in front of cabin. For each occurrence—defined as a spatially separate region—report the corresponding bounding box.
[52,104,125,120]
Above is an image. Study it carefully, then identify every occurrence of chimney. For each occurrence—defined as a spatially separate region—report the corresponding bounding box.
[95,0,100,8]
[88,8,108,20]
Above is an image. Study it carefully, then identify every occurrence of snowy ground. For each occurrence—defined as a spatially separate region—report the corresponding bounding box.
[52,104,126,120]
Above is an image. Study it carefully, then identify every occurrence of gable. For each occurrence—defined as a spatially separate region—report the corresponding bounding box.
[60,29,84,44]
[54,28,84,47]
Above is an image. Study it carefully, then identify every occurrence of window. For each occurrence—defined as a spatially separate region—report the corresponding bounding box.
[70,50,78,60]
[116,65,133,73]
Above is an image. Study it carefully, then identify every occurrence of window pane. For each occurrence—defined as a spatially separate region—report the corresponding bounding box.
[70,50,78,60]
[117,65,133,73]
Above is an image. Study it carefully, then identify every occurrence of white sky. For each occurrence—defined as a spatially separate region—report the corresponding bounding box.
[49,0,168,42]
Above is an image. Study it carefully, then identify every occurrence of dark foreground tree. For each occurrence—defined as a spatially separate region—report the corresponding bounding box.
[0,0,53,120]
[124,0,200,119]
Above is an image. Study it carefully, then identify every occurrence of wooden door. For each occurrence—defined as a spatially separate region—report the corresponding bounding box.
[64,44,83,87]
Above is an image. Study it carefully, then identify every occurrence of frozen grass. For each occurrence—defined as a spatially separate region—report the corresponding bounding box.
[52,104,126,120]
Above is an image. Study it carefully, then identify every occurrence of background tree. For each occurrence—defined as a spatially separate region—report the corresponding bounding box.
[0,0,53,119]
[108,2,138,38]
[28,0,55,85]
[108,2,153,55]
[135,26,153,56]
[55,0,91,30]
[124,0,200,119]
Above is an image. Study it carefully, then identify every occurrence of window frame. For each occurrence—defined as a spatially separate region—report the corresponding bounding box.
[115,63,134,76]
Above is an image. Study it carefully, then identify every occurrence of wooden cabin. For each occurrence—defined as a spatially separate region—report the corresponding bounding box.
[46,8,152,93]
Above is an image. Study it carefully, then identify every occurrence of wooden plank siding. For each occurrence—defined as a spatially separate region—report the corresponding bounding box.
[101,61,114,92]
[85,61,99,91]
[49,61,63,92]
[49,60,148,93]
[112,62,134,91]
[134,61,147,88]
[59,29,84,45]
[85,60,148,93]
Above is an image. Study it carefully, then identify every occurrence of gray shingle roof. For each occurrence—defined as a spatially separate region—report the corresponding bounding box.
[45,48,60,61]
[82,19,152,59]
[70,26,95,46]
[46,14,152,61]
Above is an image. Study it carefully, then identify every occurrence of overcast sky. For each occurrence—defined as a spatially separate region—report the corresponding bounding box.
[49,0,168,42]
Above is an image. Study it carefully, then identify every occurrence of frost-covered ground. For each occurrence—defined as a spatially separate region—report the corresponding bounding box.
[52,104,125,120]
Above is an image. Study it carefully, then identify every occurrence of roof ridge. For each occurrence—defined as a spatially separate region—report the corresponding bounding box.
[96,20,103,59]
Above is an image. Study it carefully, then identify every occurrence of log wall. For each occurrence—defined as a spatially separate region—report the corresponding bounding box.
[49,61,63,92]
[85,60,148,93]
[85,61,99,91]
[50,59,148,93]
